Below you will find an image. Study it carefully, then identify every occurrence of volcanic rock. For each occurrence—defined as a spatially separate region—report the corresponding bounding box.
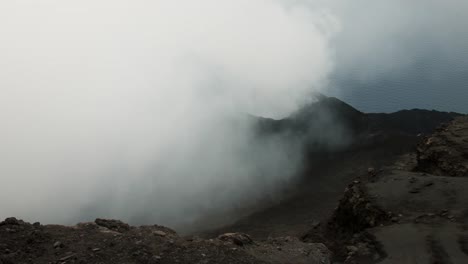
[95,218,131,233]
[415,116,468,177]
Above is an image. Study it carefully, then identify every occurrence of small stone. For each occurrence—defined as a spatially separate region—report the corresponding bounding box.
[311,221,321,229]
[153,230,167,237]
[59,254,76,261]
[218,233,253,246]
[346,246,358,252]
[440,210,449,216]
[54,241,63,249]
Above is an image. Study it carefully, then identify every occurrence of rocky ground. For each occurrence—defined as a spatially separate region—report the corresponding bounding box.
[1,97,466,264]
[0,218,330,264]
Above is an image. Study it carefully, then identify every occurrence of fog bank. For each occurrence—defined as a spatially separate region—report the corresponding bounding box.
[0,0,337,228]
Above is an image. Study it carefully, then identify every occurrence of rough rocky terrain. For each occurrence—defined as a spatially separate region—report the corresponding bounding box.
[302,116,468,263]
[0,218,330,264]
[416,116,468,177]
[361,116,468,264]
[1,97,465,263]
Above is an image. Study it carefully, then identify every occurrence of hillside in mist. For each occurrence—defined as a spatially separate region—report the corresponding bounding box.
[2,96,467,263]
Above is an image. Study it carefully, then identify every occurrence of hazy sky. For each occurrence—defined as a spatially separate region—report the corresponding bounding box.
[0,0,466,228]
[328,0,468,113]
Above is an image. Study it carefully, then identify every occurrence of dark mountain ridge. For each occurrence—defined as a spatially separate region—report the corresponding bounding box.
[257,95,461,136]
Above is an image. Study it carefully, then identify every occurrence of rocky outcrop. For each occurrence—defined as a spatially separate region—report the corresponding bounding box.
[217,232,253,246]
[95,218,131,233]
[415,116,468,177]
[319,115,468,263]
[328,181,389,234]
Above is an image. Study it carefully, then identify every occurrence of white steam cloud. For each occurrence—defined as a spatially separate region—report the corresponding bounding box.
[0,0,337,229]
